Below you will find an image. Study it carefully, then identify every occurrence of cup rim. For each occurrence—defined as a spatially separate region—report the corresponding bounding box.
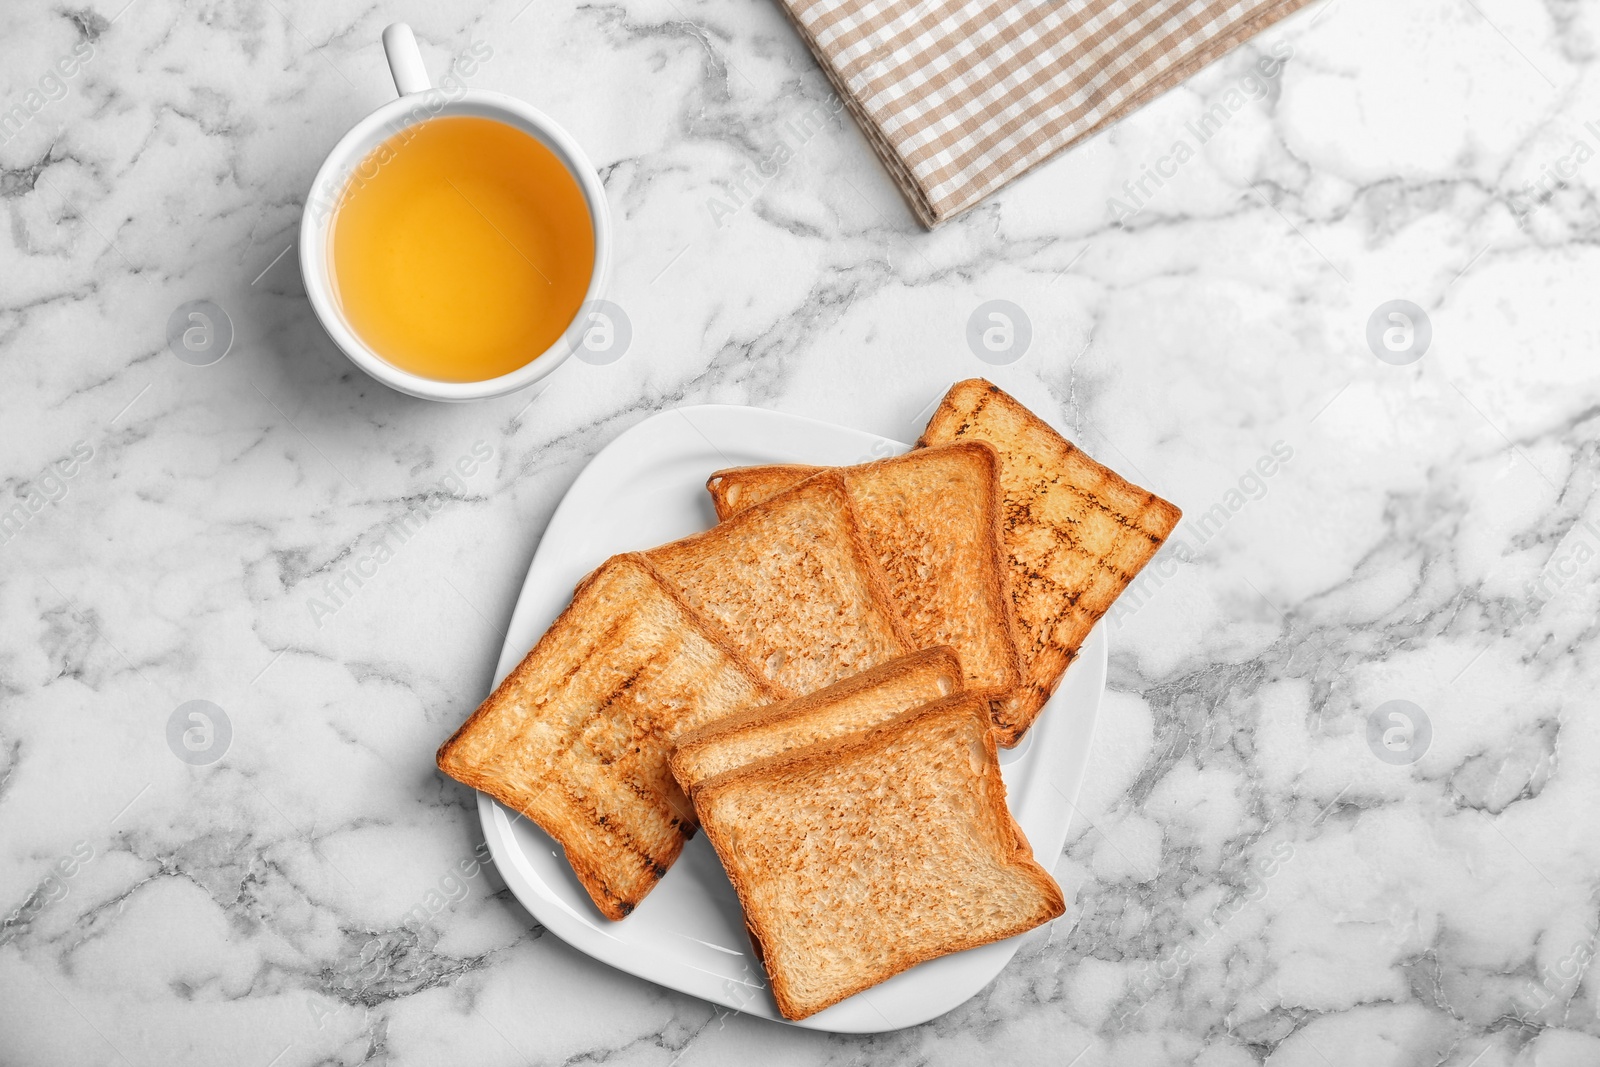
[299,89,611,402]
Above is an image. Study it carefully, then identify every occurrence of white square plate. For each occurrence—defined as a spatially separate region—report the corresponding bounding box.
[476,405,1106,1033]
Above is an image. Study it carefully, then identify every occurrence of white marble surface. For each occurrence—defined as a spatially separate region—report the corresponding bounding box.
[3,0,1599,1063]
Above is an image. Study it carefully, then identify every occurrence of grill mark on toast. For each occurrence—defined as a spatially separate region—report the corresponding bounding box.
[919,379,1180,743]
[436,555,779,920]
[455,782,664,920]
[546,628,702,854]
[526,614,650,773]
[479,737,680,889]
[548,775,677,874]
[586,736,690,830]
[928,383,1173,552]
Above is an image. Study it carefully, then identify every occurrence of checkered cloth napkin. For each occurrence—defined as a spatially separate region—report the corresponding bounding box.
[779,0,1314,226]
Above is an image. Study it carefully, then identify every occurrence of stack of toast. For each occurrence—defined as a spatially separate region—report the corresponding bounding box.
[438,378,1181,1019]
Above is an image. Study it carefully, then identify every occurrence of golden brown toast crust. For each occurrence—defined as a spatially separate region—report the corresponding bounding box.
[695,694,1065,1019]
[668,646,963,794]
[703,444,1024,711]
[647,471,912,696]
[707,465,822,521]
[919,379,1181,743]
[436,554,779,920]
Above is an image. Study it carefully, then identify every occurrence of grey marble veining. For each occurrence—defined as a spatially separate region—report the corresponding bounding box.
[3,0,1599,1064]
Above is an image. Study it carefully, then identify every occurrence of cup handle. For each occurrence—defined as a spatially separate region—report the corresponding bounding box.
[382,23,430,97]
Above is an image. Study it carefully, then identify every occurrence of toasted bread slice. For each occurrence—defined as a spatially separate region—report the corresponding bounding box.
[706,465,823,520]
[703,444,1023,705]
[436,554,779,921]
[669,647,962,794]
[920,380,1181,740]
[695,694,1065,1020]
[646,471,911,696]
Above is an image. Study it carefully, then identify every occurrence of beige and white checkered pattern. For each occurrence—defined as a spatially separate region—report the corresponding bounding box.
[778,0,1315,226]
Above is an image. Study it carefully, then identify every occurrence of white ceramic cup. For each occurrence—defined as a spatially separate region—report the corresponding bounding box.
[299,23,612,402]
